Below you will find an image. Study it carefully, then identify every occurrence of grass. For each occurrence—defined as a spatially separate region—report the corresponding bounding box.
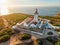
[55,41,60,45]
[4,13,31,26]
[39,16,60,26]
[0,17,4,30]
[0,35,10,43]
[19,33,31,40]
[3,13,60,26]
[0,13,60,43]
[0,28,14,43]
[3,13,60,32]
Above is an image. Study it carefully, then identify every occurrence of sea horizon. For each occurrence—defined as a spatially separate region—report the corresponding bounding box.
[0,6,60,16]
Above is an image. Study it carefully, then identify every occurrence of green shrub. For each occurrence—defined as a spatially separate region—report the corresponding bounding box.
[4,28,14,35]
[19,33,31,40]
[37,39,42,45]
[0,28,14,36]
[47,37,58,44]
[0,17,4,29]
[0,32,7,36]
[0,35,10,43]
[0,28,14,43]
[56,28,60,32]
[55,41,60,45]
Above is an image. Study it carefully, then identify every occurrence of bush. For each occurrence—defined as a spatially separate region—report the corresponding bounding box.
[0,35,10,43]
[0,31,8,36]
[0,28,14,37]
[47,37,58,44]
[37,39,42,45]
[55,41,60,45]
[0,28,14,43]
[19,33,31,40]
[4,28,14,35]
[56,28,60,32]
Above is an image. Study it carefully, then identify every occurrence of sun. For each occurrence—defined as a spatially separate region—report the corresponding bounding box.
[0,0,9,15]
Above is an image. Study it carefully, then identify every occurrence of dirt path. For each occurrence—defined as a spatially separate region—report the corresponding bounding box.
[10,33,19,45]
[0,17,10,45]
[1,17,9,28]
[0,17,54,45]
[10,33,33,45]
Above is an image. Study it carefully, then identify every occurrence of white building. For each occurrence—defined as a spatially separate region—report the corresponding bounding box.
[23,9,57,29]
[12,8,59,38]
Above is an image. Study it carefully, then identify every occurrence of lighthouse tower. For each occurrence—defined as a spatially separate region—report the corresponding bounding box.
[34,8,38,22]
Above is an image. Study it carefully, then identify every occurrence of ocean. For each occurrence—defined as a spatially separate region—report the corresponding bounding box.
[9,6,60,16]
[1,6,60,16]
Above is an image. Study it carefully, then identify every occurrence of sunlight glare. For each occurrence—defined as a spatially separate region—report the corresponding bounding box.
[0,0,9,15]
[1,6,9,15]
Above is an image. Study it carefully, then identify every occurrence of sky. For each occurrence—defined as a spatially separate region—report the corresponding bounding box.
[0,0,60,7]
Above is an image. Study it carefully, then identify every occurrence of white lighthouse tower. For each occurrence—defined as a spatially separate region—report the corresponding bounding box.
[34,8,38,22]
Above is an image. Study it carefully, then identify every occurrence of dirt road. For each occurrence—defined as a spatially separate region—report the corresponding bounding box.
[1,17,9,28]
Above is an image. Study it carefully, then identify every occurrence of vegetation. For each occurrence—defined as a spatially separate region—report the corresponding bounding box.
[39,16,60,26]
[0,35,10,43]
[0,28,14,43]
[0,17,4,30]
[0,13,60,43]
[55,41,60,45]
[55,28,60,32]
[3,13,60,27]
[46,37,58,44]
[0,13,59,33]
[36,39,42,45]
[19,33,31,40]
[4,13,31,26]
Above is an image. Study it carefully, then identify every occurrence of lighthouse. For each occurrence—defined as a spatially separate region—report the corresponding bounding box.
[12,8,59,39]
[34,8,38,22]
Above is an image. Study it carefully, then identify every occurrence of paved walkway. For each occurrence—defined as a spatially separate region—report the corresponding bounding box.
[42,39,53,45]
